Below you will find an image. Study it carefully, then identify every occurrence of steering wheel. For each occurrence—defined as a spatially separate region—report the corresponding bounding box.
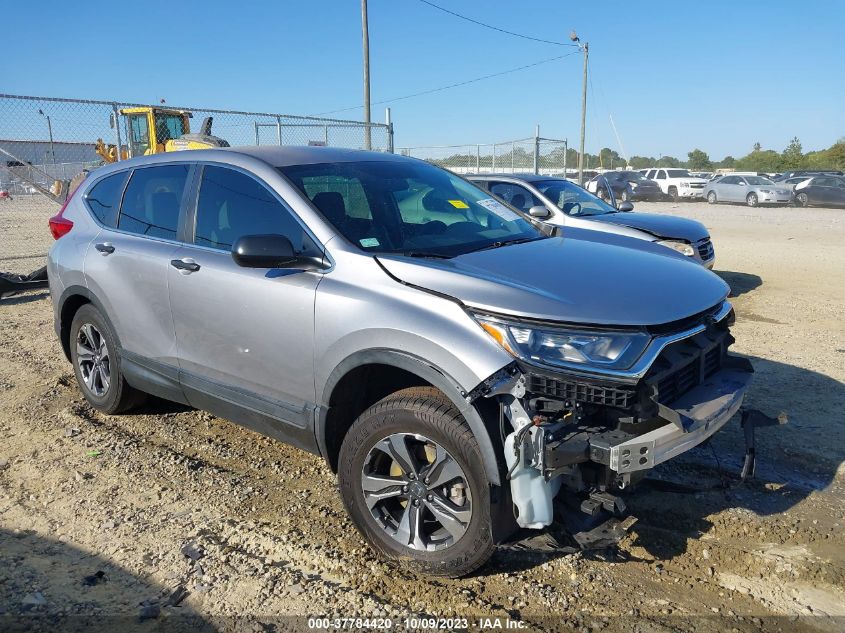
[417,220,447,235]
[562,202,582,216]
[445,221,482,236]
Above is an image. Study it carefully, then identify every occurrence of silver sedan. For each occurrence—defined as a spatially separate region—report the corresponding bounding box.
[705,175,792,206]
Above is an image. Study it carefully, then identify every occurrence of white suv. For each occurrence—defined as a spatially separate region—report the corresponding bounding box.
[640,168,708,201]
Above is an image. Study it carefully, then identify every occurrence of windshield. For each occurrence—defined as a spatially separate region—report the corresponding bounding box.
[534,179,618,217]
[746,176,774,185]
[279,160,545,257]
[619,171,646,181]
[666,169,692,178]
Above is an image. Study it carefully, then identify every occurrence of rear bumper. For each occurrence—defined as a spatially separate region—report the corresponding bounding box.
[610,363,752,473]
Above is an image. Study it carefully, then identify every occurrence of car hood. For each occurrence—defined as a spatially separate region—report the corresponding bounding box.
[592,211,710,241]
[376,228,728,326]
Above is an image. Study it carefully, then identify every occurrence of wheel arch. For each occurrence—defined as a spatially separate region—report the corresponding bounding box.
[56,285,94,361]
[316,350,503,486]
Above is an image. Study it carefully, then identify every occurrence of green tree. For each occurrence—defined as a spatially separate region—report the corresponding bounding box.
[753,142,762,152]
[628,155,655,169]
[782,136,804,169]
[597,147,622,168]
[687,148,712,170]
[735,149,783,172]
[719,156,736,168]
[656,155,680,168]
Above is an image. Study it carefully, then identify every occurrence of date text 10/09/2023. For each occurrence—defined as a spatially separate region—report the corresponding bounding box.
[307,617,527,630]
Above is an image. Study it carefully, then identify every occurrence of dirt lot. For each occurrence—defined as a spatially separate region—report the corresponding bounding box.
[1,200,843,632]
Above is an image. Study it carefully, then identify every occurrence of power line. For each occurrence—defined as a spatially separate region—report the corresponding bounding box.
[317,52,578,115]
[417,0,578,47]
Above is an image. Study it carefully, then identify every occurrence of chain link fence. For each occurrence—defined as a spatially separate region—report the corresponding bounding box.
[0,93,392,275]
[398,135,568,176]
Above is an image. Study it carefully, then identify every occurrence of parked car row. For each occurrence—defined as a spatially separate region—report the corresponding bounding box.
[468,173,715,267]
[577,168,845,208]
[705,174,845,207]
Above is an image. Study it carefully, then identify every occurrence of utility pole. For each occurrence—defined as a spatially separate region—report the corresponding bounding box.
[38,109,55,165]
[570,31,588,185]
[361,0,372,150]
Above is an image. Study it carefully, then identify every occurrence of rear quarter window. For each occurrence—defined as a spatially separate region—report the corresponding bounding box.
[118,164,190,240]
[84,171,129,227]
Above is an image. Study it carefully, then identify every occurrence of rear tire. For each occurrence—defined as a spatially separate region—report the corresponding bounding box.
[707,191,717,204]
[746,192,758,207]
[338,387,494,578]
[70,304,145,414]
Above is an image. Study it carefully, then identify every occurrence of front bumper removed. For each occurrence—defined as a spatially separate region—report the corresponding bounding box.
[542,358,754,477]
[607,363,751,474]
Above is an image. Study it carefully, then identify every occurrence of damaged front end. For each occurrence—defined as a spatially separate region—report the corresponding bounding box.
[468,301,755,531]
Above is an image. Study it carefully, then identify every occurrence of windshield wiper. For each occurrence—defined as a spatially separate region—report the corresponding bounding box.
[402,251,454,259]
[469,236,547,253]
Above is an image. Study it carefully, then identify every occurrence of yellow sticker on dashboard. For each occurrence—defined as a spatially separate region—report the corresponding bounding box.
[448,199,469,209]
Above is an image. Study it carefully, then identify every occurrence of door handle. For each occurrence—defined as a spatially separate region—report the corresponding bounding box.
[170,258,201,273]
[95,242,115,255]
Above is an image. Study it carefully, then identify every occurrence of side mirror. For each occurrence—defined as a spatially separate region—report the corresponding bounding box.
[232,234,322,270]
[617,201,634,212]
[528,205,551,219]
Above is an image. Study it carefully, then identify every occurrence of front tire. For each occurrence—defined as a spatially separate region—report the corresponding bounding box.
[707,191,717,204]
[338,387,494,577]
[70,304,144,414]
[746,192,759,207]
[668,186,678,202]
[795,192,809,207]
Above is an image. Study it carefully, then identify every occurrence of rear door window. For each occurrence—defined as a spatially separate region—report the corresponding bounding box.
[488,182,542,212]
[85,171,128,228]
[118,164,189,240]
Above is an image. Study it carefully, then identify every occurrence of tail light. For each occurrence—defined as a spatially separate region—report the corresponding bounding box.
[48,187,79,240]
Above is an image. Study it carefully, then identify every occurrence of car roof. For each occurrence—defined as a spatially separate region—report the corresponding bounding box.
[223,145,411,167]
[92,145,411,171]
[468,173,562,182]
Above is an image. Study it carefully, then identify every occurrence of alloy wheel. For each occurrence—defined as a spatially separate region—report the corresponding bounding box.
[796,193,809,207]
[76,323,111,397]
[747,193,758,207]
[361,432,472,552]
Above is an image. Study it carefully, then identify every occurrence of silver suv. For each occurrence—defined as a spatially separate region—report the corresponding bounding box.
[48,147,752,577]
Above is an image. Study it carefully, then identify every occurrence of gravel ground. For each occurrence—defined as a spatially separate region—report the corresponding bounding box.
[0,200,843,632]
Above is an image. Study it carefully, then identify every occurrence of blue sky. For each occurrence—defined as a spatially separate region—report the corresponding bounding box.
[5,0,844,159]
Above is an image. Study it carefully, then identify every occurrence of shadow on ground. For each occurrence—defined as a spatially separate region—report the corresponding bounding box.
[716,271,763,297]
[0,291,49,306]
[0,528,216,632]
[619,353,843,561]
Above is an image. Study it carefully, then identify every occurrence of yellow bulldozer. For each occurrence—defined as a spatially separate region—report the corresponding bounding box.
[95,107,229,163]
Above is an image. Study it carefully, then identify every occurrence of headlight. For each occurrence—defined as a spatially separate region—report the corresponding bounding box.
[759,189,773,194]
[657,239,696,257]
[629,182,638,189]
[471,312,651,371]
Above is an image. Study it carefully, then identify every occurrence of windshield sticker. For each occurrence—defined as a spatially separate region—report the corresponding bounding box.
[476,198,522,221]
[359,237,380,248]
[448,199,469,209]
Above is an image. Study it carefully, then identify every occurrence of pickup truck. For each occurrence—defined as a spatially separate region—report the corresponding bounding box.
[639,168,708,201]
